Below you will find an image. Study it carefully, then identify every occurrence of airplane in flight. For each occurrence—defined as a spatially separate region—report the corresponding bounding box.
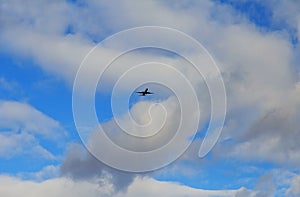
[136,88,154,96]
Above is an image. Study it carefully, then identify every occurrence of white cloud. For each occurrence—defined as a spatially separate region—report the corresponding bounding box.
[94,97,184,151]
[0,175,260,197]
[0,100,66,139]
[0,131,54,160]
[0,100,66,159]
[18,165,59,181]
[0,0,199,86]
[66,0,201,38]
[0,29,92,85]
[0,0,71,35]
[118,177,256,197]
[0,175,112,197]
[217,81,300,165]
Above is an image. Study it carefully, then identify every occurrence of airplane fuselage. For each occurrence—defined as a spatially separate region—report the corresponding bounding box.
[136,88,154,96]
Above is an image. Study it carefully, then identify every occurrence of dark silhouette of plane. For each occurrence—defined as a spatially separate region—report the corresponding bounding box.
[136,88,154,96]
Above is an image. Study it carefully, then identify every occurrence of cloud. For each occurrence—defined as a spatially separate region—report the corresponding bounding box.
[216,81,300,165]
[61,95,201,191]
[0,29,92,85]
[0,174,261,197]
[0,0,71,35]
[60,144,136,193]
[18,165,60,181]
[197,2,300,168]
[0,100,66,139]
[0,175,113,197]
[0,131,55,160]
[0,0,199,86]
[94,97,183,152]
[0,100,66,159]
[119,177,258,197]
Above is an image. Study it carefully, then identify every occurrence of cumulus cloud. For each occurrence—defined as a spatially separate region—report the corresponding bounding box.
[62,95,201,191]
[0,100,66,139]
[0,0,199,86]
[0,100,66,159]
[0,175,113,197]
[93,97,182,152]
[217,81,300,165]
[18,165,60,181]
[121,177,258,197]
[0,174,262,197]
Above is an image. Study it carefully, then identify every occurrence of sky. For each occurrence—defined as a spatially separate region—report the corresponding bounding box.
[0,0,300,196]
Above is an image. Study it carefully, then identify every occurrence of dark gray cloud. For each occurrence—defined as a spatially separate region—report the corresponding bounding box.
[60,144,138,193]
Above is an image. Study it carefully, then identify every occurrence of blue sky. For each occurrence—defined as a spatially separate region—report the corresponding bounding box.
[0,0,300,196]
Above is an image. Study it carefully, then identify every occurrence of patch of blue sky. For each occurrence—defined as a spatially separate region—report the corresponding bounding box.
[193,122,211,140]
[216,0,273,28]
[66,0,87,8]
[0,50,75,126]
[64,24,75,36]
[0,152,60,176]
[95,93,114,122]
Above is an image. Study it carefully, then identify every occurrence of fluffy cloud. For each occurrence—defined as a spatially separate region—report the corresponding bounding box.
[0,100,66,159]
[19,165,60,181]
[92,97,184,152]
[0,175,113,197]
[0,175,261,197]
[0,131,55,160]
[0,0,199,86]
[0,100,66,139]
[217,81,300,165]
[62,95,200,191]
[119,177,258,197]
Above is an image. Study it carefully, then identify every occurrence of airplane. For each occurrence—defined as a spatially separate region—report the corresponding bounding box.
[136,88,154,96]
